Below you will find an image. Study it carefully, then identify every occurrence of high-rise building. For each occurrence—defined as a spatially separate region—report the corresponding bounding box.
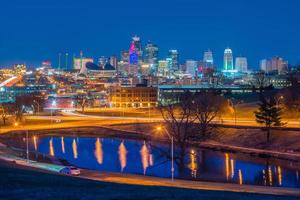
[203,50,213,65]
[144,41,159,65]
[168,50,179,71]
[185,60,198,77]
[223,48,234,71]
[109,55,118,69]
[121,50,129,63]
[235,57,248,72]
[158,60,170,77]
[129,36,142,65]
[260,57,288,74]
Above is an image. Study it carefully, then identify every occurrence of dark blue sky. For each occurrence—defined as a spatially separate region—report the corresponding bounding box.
[0,0,300,69]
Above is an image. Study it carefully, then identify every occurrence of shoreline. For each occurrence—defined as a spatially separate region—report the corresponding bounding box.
[1,125,300,165]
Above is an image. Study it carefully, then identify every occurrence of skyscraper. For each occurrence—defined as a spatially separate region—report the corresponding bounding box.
[144,41,159,65]
[203,50,213,65]
[223,48,234,71]
[109,55,118,69]
[235,57,248,72]
[260,57,288,74]
[129,36,142,65]
[168,50,179,71]
[185,60,198,77]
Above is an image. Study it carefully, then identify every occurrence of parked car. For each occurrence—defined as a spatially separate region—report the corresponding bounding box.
[59,166,81,176]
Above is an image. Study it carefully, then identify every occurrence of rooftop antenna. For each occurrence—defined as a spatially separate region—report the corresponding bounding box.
[65,52,69,70]
[58,53,62,70]
[80,50,83,70]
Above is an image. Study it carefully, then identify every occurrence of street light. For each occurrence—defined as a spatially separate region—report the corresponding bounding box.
[14,121,29,163]
[156,126,174,181]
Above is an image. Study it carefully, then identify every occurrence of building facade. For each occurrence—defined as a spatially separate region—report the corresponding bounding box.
[110,86,158,108]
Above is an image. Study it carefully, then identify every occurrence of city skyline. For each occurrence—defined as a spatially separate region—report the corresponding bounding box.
[1,0,300,68]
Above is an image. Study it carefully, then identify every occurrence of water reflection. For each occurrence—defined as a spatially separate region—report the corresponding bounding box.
[118,141,127,172]
[140,141,152,175]
[61,137,65,154]
[95,138,103,165]
[49,138,54,156]
[32,137,300,189]
[189,149,197,178]
[238,169,243,185]
[278,166,282,186]
[33,136,38,151]
[72,139,78,159]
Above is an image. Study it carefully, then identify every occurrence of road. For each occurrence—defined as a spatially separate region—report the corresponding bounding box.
[1,110,299,134]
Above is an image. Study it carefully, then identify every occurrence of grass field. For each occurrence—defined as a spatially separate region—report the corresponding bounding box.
[0,161,298,200]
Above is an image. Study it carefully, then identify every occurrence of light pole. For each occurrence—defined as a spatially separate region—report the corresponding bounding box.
[157,126,174,181]
[14,121,29,163]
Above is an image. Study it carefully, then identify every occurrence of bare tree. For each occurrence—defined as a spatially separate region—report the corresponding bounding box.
[0,103,14,125]
[193,91,226,140]
[159,92,198,174]
[250,71,272,93]
[75,95,89,112]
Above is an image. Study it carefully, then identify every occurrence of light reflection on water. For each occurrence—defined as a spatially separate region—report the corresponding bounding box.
[28,136,300,188]
[72,139,78,159]
[95,138,103,165]
[118,141,127,172]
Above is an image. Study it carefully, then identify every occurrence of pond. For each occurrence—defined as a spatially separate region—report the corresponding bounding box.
[26,136,300,188]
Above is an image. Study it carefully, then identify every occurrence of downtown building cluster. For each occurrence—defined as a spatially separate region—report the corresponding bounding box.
[0,36,296,110]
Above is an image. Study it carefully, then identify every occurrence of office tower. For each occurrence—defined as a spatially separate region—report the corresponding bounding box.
[224,48,234,71]
[129,36,142,65]
[235,57,248,72]
[109,55,118,69]
[260,59,269,72]
[158,60,169,77]
[121,50,129,63]
[260,57,288,74]
[185,60,198,77]
[271,57,288,74]
[168,50,179,71]
[144,41,159,65]
[129,42,139,65]
[203,49,213,65]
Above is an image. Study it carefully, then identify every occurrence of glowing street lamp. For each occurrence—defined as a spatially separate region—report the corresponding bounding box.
[156,126,174,181]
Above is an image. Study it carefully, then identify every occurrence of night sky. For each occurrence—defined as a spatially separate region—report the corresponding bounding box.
[0,0,300,69]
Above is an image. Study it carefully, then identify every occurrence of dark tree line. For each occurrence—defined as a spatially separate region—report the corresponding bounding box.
[0,93,45,125]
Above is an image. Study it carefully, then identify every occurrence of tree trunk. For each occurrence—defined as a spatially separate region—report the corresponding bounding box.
[267,128,271,143]
[2,117,6,126]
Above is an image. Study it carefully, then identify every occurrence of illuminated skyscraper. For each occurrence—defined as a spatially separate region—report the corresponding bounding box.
[235,57,248,72]
[129,36,142,65]
[224,48,234,71]
[168,50,179,71]
[185,60,198,77]
[203,50,213,65]
[129,42,139,65]
[144,41,158,65]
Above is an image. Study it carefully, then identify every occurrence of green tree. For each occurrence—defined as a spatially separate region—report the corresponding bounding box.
[255,94,282,142]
